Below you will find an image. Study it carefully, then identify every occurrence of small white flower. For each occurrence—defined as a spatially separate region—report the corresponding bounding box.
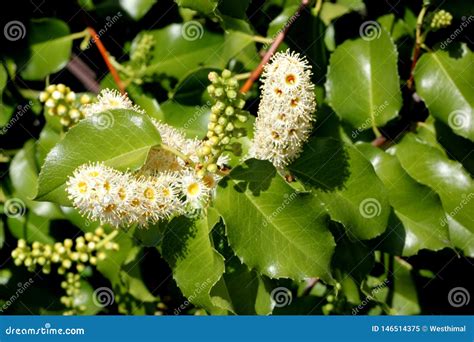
[82,89,144,117]
[181,171,210,209]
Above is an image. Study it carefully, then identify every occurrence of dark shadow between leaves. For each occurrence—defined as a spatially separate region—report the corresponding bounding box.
[220,159,276,197]
[161,216,197,269]
[289,136,350,192]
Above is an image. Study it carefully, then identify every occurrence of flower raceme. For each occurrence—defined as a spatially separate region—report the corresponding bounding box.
[249,50,317,169]
[65,90,222,227]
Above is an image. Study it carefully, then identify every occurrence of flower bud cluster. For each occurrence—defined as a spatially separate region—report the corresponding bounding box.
[60,273,85,315]
[249,50,316,169]
[11,227,117,275]
[201,70,249,172]
[39,84,92,128]
[430,10,453,29]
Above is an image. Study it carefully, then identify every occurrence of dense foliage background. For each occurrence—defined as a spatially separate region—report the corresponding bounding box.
[0,0,473,315]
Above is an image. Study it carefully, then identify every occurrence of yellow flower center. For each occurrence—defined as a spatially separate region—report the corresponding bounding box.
[144,187,155,200]
[285,74,296,85]
[78,181,88,193]
[187,183,200,197]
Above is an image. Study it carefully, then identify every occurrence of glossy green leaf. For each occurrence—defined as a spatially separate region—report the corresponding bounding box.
[290,138,390,240]
[395,133,474,235]
[175,0,218,14]
[10,140,63,219]
[143,24,257,79]
[414,46,474,141]
[161,213,225,311]
[325,28,402,130]
[160,100,210,139]
[120,0,156,20]
[7,213,54,244]
[216,159,335,282]
[21,18,72,80]
[36,109,162,205]
[358,143,450,255]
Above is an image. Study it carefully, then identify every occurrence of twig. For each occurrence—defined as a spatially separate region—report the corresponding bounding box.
[87,27,125,94]
[239,0,310,94]
[407,4,428,89]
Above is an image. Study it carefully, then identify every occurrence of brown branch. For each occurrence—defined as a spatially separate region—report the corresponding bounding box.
[239,0,310,94]
[87,27,125,94]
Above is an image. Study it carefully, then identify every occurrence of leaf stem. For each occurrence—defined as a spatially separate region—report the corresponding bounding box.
[87,27,125,94]
[252,36,274,44]
[313,0,323,16]
[407,3,429,89]
[95,229,119,249]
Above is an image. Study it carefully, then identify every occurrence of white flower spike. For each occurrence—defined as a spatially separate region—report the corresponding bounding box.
[249,49,316,169]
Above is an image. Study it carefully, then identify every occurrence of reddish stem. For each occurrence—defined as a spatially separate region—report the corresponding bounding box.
[87,27,125,94]
[239,0,309,94]
[407,46,421,90]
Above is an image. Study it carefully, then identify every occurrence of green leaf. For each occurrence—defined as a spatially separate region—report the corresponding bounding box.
[21,18,72,80]
[36,109,162,206]
[160,100,210,139]
[7,212,54,244]
[121,247,156,302]
[414,46,474,141]
[290,138,390,240]
[170,67,217,105]
[215,159,335,282]
[358,143,450,256]
[395,133,474,235]
[10,140,63,219]
[161,214,225,311]
[76,280,101,315]
[325,28,402,130]
[143,24,257,79]
[120,0,156,20]
[175,0,218,14]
